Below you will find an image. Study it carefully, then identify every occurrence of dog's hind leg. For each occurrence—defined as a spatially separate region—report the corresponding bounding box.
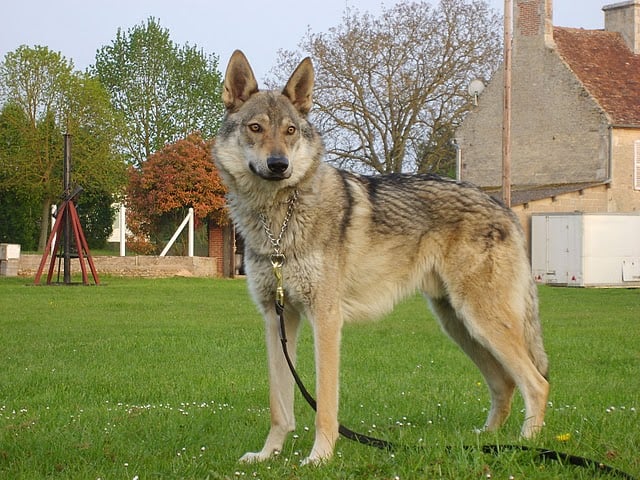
[434,289,549,439]
[428,296,516,432]
[240,308,302,463]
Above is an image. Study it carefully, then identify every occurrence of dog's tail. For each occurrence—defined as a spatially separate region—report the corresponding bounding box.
[524,280,549,380]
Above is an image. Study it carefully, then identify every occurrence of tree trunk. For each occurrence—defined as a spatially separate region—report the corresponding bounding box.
[37,198,52,252]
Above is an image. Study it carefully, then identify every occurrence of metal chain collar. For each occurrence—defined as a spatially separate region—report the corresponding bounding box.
[258,190,298,307]
[258,190,298,256]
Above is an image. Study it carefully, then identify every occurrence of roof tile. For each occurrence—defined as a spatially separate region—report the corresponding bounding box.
[553,27,640,125]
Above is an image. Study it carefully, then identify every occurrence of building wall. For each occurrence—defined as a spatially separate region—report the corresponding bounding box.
[456,0,610,188]
[454,68,503,185]
[604,0,640,54]
[513,128,639,222]
[457,49,609,188]
[512,184,610,245]
[512,126,640,250]
[610,127,640,211]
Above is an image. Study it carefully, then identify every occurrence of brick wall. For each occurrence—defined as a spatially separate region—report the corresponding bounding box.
[516,0,554,40]
[517,0,541,37]
[208,225,224,276]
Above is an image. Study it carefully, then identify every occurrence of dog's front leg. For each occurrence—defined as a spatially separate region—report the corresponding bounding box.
[240,308,301,463]
[303,309,342,465]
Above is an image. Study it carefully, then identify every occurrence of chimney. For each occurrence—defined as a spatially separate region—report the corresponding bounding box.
[603,0,640,54]
[515,0,554,46]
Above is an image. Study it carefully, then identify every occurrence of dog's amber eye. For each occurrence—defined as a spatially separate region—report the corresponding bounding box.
[286,126,296,135]
[248,123,262,133]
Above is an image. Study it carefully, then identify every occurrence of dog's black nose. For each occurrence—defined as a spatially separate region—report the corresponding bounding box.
[267,156,289,174]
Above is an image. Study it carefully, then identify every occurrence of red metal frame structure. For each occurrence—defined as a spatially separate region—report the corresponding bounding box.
[34,189,100,286]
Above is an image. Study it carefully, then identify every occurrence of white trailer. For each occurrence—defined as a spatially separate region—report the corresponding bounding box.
[531,213,640,287]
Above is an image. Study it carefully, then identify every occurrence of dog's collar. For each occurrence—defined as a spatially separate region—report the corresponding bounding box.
[258,190,298,307]
[258,190,298,258]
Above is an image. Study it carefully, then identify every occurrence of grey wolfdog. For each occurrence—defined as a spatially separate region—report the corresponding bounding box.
[213,50,549,465]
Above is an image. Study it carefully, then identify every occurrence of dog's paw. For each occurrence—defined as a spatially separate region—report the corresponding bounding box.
[239,450,279,463]
[300,449,332,466]
[300,455,325,467]
[301,432,337,465]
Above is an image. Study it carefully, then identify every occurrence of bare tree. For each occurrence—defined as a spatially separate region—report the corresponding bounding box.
[270,0,501,174]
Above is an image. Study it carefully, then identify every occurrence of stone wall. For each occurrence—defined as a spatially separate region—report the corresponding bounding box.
[456,0,610,189]
[18,255,218,278]
[512,184,610,249]
[610,128,640,211]
[604,0,640,54]
[456,46,610,188]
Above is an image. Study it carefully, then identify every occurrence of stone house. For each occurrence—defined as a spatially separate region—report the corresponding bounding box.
[455,0,640,241]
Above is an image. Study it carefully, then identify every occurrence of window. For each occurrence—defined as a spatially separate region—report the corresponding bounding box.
[635,140,640,191]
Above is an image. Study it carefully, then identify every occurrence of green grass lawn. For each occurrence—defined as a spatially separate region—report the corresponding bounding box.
[0,276,638,479]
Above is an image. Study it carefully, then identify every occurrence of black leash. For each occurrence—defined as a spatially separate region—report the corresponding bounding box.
[275,301,636,478]
[475,445,637,479]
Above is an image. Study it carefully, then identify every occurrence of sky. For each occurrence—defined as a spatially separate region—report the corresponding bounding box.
[1,0,609,83]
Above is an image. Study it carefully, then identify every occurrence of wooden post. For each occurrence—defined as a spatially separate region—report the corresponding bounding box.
[222,224,235,278]
[63,133,72,283]
[502,0,513,208]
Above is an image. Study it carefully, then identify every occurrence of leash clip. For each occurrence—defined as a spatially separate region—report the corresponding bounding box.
[270,253,286,307]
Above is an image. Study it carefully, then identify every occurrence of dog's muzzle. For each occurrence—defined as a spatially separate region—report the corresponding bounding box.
[249,156,292,181]
[249,155,290,180]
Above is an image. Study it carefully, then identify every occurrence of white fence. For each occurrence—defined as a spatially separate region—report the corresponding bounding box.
[160,207,194,257]
[109,204,194,257]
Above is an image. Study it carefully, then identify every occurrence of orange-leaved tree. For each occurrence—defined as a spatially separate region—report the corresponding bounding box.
[126,132,227,254]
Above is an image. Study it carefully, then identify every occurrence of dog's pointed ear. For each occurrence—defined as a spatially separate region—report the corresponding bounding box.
[222,50,259,112]
[282,57,314,116]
